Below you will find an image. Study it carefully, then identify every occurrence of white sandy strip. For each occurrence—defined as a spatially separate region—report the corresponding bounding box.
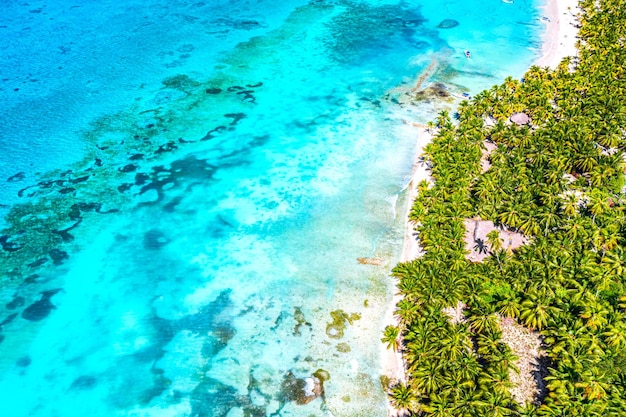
[400,127,433,263]
[382,127,433,416]
[535,0,581,69]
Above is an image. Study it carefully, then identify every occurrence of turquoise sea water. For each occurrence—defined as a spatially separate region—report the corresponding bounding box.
[0,1,545,415]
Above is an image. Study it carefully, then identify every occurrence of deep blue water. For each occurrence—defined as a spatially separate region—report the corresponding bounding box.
[0,1,544,415]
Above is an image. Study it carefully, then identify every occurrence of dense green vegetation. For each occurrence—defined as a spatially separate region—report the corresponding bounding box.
[384,0,626,415]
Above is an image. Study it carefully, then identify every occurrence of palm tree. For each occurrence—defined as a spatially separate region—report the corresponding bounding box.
[382,325,401,352]
[388,382,418,415]
[474,390,514,416]
[497,297,521,318]
[519,299,550,330]
[468,313,499,334]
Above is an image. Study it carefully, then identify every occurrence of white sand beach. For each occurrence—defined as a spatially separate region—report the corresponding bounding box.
[536,0,581,68]
[381,126,433,415]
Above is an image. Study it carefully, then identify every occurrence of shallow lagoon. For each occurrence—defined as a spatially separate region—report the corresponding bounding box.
[0,0,544,415]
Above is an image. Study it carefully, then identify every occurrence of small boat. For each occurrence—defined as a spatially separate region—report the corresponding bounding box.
[502,0,514,3]
[464,50,471,59]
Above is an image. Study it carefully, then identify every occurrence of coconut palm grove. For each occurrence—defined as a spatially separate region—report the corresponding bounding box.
[384,0,626,415]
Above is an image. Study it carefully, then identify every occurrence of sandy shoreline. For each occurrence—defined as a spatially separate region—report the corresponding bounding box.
[382,0,581,413]
[535,0,580,69]
[380,127,433,395]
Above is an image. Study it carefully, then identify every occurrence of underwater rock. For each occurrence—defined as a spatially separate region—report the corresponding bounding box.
[224,113,246,125]
[239,92,255,103]
[201,125,228,141]
[0,313,18,327]
[205,87,222,94]
[271,311,288,331]
[245,82,263,88]
[313,369,330,382]
[49,248,69,265]
[280,371,323,405]
[58,187,76,195]
[6,296,25,310]
[7,172,26,182]
[68,202,102,220]
[129,153,144,161]
[155,141,178,154]
[134,172,150,186]
[119,164,139,173]
[190,378,239,417]
[24,274,41,284]
[136,372,171,405]
[163,196,183,213]
[143,230,170,249]
[117,183,132,193]
[437,19,459,29]
[70,375,97,390]
[356,257,384,266]
[70,175,89,184]
[21,289,62,321]
[27,258,47,268]
[54,219,82,242]
[161,74,200,91]
[326,310,361,339]
[293,307,312,336]
[409,82,452,103]
[0,235,23,252]
[336,343,351,353]
[16,356,31,367]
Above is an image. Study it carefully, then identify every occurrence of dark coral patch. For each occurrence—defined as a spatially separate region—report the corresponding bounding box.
[0,235,23,252]
[6,296,25,310]
[200,126,227,141]
[224,113,246,125]
[7,172,26,182]
[16,356,31,367]
[49,248,69,265]
[162,74,200,91]
[280,371,323,405]
[28,258,48,268]
[163,196,183,213]
[70,175,90,184]
[1,313,18,327]
[437,19,459,29]
[70,375,97,390]
[119,164,139,173]
[155,142,178,155]
[21,289,62,321]
[118,183,132,193]
[205,87,222,94]
[134,173,150,186]
[143,230,170,250]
